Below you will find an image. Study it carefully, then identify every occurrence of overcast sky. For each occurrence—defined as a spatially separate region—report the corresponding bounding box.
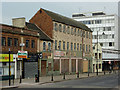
[1,1,119,25]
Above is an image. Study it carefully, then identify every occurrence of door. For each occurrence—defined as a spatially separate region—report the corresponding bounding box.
[41,60,47,76]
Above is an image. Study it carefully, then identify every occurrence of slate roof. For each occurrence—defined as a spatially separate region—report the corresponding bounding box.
[25,22,52,41]
[41,8,92,32]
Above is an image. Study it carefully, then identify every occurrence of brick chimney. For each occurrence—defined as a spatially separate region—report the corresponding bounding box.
[12,17,25,28]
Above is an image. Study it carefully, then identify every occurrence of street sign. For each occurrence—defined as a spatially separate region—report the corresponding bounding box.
[20,43,25,47]
[18,51,27,59]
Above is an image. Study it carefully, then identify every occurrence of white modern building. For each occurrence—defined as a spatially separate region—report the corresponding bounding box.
[72,11,120,70]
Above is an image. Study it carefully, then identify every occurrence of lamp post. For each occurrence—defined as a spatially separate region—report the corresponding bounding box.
[9,48,11,86]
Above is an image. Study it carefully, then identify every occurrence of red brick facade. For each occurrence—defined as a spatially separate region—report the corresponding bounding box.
[29,9,53,38]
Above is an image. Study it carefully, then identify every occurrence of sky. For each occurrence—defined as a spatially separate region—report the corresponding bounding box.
[0,1,119,25]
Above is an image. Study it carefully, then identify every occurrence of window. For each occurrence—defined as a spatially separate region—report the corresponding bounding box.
[26,40,29,48]
[63,25,66,33]
[59,24,62,32]
[55,40,57,50]
[89,32,91,39]
[80,30,83,37]
[89,45,91,52]
[112,34,114,38]
[48,42,51,51]
[77,43,79,51]
[77,29,79,36]
[99,64,101,69]
[74,28,76,35]
[43,42,46,51]
[71,27,73,35]
[99,53,102,59]
[8,37,12,46]
[83,31,85,37]
[74,43,76,51]
[14,38,18,47]
[95,53,97,59]
[31,40,35,48]
[67,26,70,34]
[100,43,103,47]
[80,44,82,51]
[109,42,112,46]
[86,45,88,52]
[67,42,69,50]
[71,43,73,51]
[63,41,65,50]
[86,32,88,38]
[54,23,58,31]
[59,41,61,50]
[1,37,6,46]
[83,44,85,52]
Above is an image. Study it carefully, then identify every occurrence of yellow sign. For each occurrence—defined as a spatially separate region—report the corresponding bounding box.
[0,54,13,62]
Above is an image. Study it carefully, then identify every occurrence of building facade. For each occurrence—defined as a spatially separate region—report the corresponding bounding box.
[72,12,120,70]
[92,43,102,72]
[29,8,93,74]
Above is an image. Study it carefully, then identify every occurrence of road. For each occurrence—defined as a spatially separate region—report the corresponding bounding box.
[3,73,120,90]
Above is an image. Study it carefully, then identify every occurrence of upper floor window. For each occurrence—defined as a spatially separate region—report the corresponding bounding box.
[74,28,76,35]
[77,43,79,51]
[55,40,57,50]
[54,23,58,31]
[71,27,74,35]
[89,45,91,52]
[63,25,66,33]
[67,42,69,50]
[63,41,65,50]
[26,40,29,48]
[77,29,80,36]
[89,32,91,39]
[59,24,62,32]
[59,41,61,50]
[67,26,70,34]
[86,32,88,38]
[1,37,6,46]
[83,44,85,52]
[48,42,51,51]
[83,31,85,37]
[14,38,18,47]
[43,42,46,51]
[8,37,12,46]
[80,44,82,51]
[31,40,35,48]
[74,43,76,51]
[80,30,83,37]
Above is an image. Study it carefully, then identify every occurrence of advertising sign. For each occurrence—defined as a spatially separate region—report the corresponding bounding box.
[18,51,27,58]
[0,54,13,62]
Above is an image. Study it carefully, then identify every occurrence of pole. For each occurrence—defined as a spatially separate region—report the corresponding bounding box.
[38,55,40,82]
[9,48,11,86]
[96,31,98,76]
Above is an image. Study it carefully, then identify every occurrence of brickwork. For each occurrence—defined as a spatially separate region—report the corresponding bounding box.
[29,9,53,38]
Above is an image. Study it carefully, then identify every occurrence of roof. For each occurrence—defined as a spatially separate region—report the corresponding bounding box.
[41,8,92,32]
[25,22,52,41]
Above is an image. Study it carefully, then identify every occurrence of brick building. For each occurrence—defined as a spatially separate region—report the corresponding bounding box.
[29,8,93,74]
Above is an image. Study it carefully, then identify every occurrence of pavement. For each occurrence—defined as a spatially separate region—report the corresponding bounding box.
[0,70,118,89]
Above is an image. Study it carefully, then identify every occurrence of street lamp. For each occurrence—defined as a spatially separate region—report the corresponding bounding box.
[9,48,11,86]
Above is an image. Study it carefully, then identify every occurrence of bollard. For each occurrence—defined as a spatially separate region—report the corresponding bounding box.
[51,74,54,81]
[104,71,105,75]
[77,72,79,78]
[88,72,89,77]
[19,75,22,83]
[13,75,14,85]
[63,73,65,80]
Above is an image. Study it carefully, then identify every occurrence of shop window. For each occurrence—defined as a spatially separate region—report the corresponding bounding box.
[53,59,60,71]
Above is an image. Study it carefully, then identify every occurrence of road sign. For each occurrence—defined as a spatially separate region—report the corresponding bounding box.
[18,51,27,59]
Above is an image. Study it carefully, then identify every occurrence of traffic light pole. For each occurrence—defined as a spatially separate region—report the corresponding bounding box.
[9,48,11,86]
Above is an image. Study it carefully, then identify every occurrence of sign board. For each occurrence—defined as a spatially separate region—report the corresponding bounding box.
[0,54,13,62]
[20,43,25,47]
[25,54,38,62]
[54,51,66,57]
[18,51,27,58]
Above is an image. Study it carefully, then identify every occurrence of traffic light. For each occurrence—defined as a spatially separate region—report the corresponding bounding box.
[38,52,42,59]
